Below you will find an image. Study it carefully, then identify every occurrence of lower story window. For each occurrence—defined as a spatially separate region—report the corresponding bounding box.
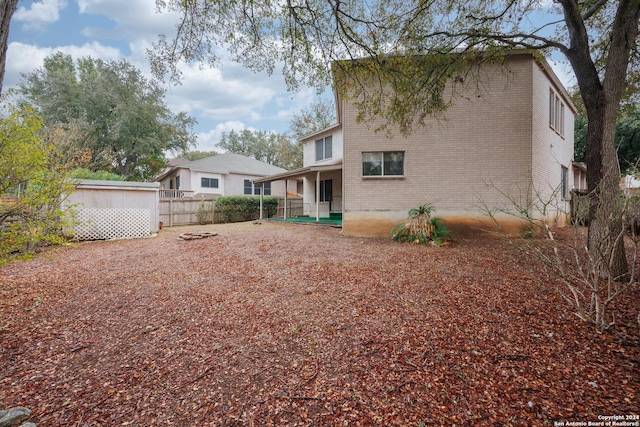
[244,180,271,195]
[362,152,405,176]
[561,166,568,199]
[201,177,219,188]
[319,179,332,202]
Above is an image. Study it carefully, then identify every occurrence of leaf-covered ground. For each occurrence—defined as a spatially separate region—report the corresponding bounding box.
[1,222,638,426]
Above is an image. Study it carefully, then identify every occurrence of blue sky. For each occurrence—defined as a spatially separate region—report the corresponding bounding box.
[4,1,576,153]
[4,0,323,152]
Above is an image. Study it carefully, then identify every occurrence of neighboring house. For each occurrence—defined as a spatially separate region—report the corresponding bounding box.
[572,161,588,193]
[622,175,640,195]
[154,152,298,199]
[255,52,578,238]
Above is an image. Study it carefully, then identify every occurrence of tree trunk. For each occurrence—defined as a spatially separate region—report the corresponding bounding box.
[559,0,640,280]
[0,0,19,95]
[585,101,628,279]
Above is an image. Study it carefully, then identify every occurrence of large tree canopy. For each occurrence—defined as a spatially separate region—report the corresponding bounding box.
[152,0,639,278]
[219,129,302,170]
[289,97,336,140]
[20,53,197,181]
[151,0,638,125]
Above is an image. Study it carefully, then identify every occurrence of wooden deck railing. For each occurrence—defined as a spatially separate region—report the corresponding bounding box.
[160,189,194,199]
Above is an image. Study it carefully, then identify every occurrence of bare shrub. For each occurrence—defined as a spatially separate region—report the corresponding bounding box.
[482,184,638,331]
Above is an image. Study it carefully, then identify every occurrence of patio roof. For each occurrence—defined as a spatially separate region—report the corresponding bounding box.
[252,161,342,184]
[255,161,343,224]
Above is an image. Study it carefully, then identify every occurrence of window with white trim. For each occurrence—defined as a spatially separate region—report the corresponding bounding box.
[201,177,219,188]
[315,135,333,161]
[549,89,565,136]
[561,166,569,199]
[244,180,271,195]
[362,152,405,176]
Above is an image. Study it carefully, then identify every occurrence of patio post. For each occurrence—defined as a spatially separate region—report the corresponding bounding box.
[284,180,288,220]
[259,184,263,220]
[316,171,320,222]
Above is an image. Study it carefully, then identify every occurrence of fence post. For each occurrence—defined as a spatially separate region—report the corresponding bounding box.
[169,198,174,227]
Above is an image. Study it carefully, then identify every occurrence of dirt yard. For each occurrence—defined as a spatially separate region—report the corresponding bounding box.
[1,222,638,426]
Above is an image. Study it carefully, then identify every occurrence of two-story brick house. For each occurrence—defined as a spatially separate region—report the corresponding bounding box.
[255,52,577,237]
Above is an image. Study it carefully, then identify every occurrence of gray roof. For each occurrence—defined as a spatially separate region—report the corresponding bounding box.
[187,152,288,176]
[154,153,290,182]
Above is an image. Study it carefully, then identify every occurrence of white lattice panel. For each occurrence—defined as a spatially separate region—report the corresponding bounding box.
[73,208,151,241]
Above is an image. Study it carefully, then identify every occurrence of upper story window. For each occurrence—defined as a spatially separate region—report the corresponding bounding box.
[549,89,565,136]
[316,135,333,161]
[362,151,405,176]
[201,177,219,188]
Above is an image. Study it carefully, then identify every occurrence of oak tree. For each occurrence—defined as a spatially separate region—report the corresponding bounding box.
[20,53,197,180]
[289,97,336,140]
[219,129,302,170]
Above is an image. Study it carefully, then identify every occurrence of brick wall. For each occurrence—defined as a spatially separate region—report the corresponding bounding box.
[341,54,574,237]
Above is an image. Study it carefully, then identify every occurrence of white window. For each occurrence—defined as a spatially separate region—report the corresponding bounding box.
[244,180,271,195]
[315,136,333,161]
[201,177,218,188]
[362,152,404,176]
[561,166,568,199]
[549,89,565,137]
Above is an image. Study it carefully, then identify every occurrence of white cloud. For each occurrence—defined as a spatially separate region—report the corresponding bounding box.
[14,0,68,31]
[4,41,122,90]
[165,62,280,122]
[195,121,255,151]
[271,87,320,121]
[78,0,179,41]
[5,0,314,146]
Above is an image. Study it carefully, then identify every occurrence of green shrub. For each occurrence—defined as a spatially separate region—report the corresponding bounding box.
[214,196,279,223]
[196,199,214,224]
[1,104,76,259]
[391,203,451,246]
[70,168,127,181]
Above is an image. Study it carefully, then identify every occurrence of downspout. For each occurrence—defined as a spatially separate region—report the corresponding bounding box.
[316,171,320,222]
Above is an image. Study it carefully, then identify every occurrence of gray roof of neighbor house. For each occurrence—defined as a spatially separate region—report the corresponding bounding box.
[189,153,287,175]
[155,152,288,182]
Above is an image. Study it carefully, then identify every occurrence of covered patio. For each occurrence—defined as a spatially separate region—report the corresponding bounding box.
[266,214,343,227]
[253,162,343,226]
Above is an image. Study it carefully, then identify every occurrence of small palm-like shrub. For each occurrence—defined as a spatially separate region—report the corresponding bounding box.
[391,203,451,246]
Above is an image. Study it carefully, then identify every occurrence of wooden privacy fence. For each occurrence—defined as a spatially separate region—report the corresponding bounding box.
[158,198,308,227]
[159,199,215,227]
[159,198,283,226]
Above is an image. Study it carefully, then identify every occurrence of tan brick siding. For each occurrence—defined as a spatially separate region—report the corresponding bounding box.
[341,55,574,237]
